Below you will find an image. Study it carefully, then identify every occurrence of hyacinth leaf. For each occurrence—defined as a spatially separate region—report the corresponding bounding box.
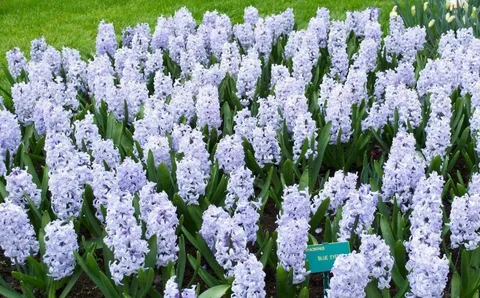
[451,271,461,298]
[144,234,157,269]
[309,197,330,234]
[309,122,331,191]
[298,286,309,298]
[20,281,35,298]
[58,265,84,298]
[427,155,442,174]
[394,240,407,277]
[176,235,186,287]
[365,282,382,298]
[194,233,225,280]
[283,159,295,186]
[11,272,46,291]
[73,252,105,297]
[210,175,228,206]
[198,284,231,298]
[0,285,22,298]
[380,215,395,250]
[299,169,309,191]
[26,257,45,282]
[324,217,333,243]
[245,148,262,175]
[259,236,274,268]
[82,185,103,238]
[187,254,220,288]
[146,150,156,182]
[462,249,472,294]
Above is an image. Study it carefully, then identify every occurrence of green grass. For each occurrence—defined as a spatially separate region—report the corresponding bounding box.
[0,0,392,58]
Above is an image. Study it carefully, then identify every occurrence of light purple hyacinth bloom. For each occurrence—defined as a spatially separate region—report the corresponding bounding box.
[360,234,394,290]
[382,131,426,212]
[234,108,257,143]
[140,183,179,268]
[405,243,449,297]
[91,164,118,222]
[0,109,22,158]
[73,113,101,151]
[225,166,255,210]
[6,47,27,78]
[214,217,249,277]
[338,184,378,241]
[196,85,222,132]
[450,193,480,250]
[0,202,39,265]
[279,184,311,223]
[142,135,171,169]
[96,20,117,57]
[231,253,266,298]
[176,157,209,205]
[105,192,149,285]
[236,51,262,105]
[327,21,349,82]
[327,251,369,298]
[116,157,147,194]
[43,220,78,280]
[233,201,260,244]
[276,218,310,284]
[200,205,231,249]
[5,167,41,209]
[92,139,121,169]
[292,111,317,162]
[252,125,281,167]
[164,276,197,298]
[215,134,245,174]
[312,170,358,214]
[409,173,444,247]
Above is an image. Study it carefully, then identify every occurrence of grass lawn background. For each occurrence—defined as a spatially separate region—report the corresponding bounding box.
[0,0,392,59]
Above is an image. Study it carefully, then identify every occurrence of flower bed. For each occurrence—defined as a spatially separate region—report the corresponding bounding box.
[0,3,479,297]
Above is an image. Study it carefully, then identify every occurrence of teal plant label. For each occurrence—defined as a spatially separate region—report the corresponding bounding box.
[305,242,351,273]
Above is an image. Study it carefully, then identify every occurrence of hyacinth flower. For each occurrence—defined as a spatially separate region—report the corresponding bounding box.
[381,131,426,212]
[43,220,78,280]
[5,167,42,209]
[359,234,394,290]
[337,184,378,242]
[215,134,245,174]
[231,254,266,297]
[139,183,179,267]
[276,217,310,284]
[311,170,358,214]
[164,276,197,298]
[0,202,39,265]
[104,192,149,285]
[327,252,369,297]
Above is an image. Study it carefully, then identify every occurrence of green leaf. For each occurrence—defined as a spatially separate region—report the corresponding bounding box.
[283,159,295,186]
[198,284,231,298]
[58,265,84,298]
[309,122,331,190]
[365,282,383,298]
[176,235,186,288]
[11,272,46,290]
[380,215,395,250]
[394,240,407,277]
[298,287,309,298]
[187,254,220,287]
[0,285,22,298]
[145,234,158,268]
[309,197,330,234]
[259,237,274,268]
[451,271,461,298]
[299,169,309,191]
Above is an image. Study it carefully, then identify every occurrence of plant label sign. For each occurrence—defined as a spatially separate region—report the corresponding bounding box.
[305,242,350,273]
